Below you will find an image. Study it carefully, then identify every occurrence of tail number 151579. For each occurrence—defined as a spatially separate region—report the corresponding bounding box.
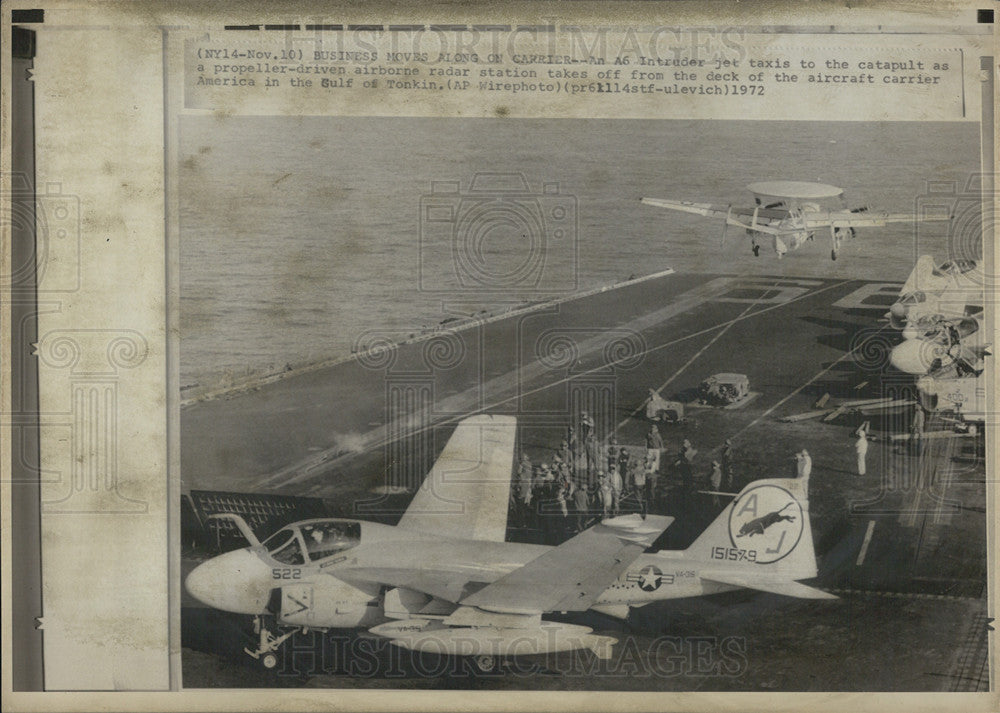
[710,546,757,562]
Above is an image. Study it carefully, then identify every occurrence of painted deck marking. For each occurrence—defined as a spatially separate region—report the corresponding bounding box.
[856,520,876,566]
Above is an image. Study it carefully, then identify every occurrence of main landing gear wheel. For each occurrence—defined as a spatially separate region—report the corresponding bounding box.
[473,655,499,673]
[831,249,838,261]
[261,653,278,670]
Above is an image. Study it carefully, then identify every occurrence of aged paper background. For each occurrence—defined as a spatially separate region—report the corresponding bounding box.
[2,0,997,710]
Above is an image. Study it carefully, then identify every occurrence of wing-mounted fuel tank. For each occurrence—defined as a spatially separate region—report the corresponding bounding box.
[270,576,384,628]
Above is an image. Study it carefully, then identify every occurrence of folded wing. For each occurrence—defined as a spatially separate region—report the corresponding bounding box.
[396,414,516,542]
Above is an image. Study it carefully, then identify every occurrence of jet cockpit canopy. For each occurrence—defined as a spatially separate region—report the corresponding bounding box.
[262,520,361,565]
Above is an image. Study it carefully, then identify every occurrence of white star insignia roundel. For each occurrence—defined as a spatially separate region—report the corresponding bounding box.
[637,565,662,591]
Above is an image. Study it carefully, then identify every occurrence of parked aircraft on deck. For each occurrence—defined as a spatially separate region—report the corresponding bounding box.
[886,255,985,338]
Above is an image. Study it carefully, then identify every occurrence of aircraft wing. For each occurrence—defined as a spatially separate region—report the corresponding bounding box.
[460,514,673,614]
[700,571,837,599]
[641,198,789,231]
[803,210,949,230]
[640,197,729,217]
[396,414,516,542]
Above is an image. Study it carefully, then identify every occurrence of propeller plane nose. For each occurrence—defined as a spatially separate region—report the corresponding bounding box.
[185,548,274,614]
[889,302,908,321]
[890,338,944,375]
[888,303,910,330]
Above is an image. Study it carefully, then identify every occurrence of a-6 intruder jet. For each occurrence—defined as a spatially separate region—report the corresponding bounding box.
[186,415,834,673]
[641,181,950,260]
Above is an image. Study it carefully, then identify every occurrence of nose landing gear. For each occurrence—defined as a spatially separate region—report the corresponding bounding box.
[244,615,299,669]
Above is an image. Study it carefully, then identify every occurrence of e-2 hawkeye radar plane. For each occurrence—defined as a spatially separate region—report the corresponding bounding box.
[641,181,950,260]
[186,415,834,672]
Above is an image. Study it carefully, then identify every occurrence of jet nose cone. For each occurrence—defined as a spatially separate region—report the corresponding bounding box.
[185,548,272,614]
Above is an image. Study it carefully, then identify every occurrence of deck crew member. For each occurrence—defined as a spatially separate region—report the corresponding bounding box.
[676,439,697,507]
[910,405,925,457]
[617,447,632,482]
[720,438,735,490]
[854,421,871,476]
[632,461,647,519]
[556,480,569,519]
[795,449,812,480]
[573,479,592,532]
[609,464,623,516]
[644,451,659,502]
[646,424,663,472]
[605,433,619,471]
[584,432,598,482]
[597,471,612,518]
[557,438,572,465]
[709,460,723,507]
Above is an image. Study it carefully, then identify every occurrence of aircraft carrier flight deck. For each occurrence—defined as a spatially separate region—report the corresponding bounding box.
[180,269,990,691]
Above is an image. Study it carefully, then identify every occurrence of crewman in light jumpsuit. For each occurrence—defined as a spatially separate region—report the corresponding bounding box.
[644,451,659,502]
[573,479,591,532]
[910,405,925,458]
[709,460,723,508]
[854,422,871,476]
[609,464,623,516]
[597,471,612,518]
[632,462,647,519]
[556,480,569,518]
[796,449,812,480]
[646,424,663,472]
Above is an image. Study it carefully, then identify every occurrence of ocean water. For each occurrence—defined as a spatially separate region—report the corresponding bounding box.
[178,118,980,391]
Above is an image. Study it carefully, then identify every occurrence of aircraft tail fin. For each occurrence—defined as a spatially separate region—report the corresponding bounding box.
[682,475,819,582]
